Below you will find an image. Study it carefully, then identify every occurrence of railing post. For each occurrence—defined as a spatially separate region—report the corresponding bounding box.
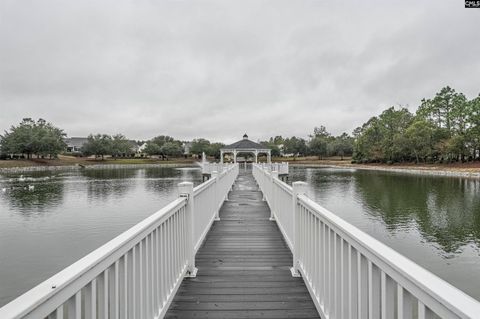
[291,181,308,277]
[262,172,267,201]
[212,171,220,221]
[269,170,278,221]
[178,182,198,278]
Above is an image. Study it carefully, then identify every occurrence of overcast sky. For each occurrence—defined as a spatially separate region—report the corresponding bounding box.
[1,1,479,144]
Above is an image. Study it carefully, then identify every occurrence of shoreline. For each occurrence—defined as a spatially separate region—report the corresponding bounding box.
[0,162,198,174]
[289,162,480,179]
[2,158,480,178]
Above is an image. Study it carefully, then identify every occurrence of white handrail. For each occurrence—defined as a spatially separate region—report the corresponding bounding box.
[252,163,480,319]
[0,163,239,319]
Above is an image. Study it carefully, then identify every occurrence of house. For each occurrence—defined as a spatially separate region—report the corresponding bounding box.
[64,137,88,153]
[183,142,192,155]
[128,140,140,154]
[137,142,148,154]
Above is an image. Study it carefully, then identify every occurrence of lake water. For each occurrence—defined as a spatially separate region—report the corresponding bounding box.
[0,166,202,307]
[288,166,480,301]
[1,165,479,308]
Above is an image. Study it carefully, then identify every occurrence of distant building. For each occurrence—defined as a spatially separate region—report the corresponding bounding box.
[64,137,88,153]
[128,140,139,154]
[137,142,148,154]
[183,142,192,155]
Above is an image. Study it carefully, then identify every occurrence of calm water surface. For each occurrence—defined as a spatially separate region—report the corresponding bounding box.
[0,166,202,307]
[1,166,480,307]
[289,166,480,301]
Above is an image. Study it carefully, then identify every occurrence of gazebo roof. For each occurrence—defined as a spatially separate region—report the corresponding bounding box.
[222,134,269,150]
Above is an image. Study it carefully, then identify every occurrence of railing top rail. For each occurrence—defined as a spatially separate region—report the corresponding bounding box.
[0,197,187,318]
[193,176,216,196]
[273,176,292,193]
[194,163,235,196]
[298,194,480,318]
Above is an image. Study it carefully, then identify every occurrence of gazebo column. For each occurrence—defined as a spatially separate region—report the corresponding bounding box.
[255,150,258,163]
[267,151,271,163]
[220,151,224,164]
[234,150,237,163]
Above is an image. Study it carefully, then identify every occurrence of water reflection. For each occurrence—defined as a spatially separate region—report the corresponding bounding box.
[81,169,138,200]
[353,172,480,253]
[144,167,202,193]
[290,167,480,254]
[0,166,202,308]
[289,166,480,300]
[0,175,64,217]
[81,167,139,180]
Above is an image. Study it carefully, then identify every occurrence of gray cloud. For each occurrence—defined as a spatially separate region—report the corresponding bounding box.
[1,0,479,144]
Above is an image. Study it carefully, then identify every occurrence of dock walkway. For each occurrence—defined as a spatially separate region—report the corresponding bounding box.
[165,169,320,319]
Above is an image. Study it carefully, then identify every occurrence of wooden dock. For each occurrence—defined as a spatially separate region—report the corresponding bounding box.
[165,169,320,319]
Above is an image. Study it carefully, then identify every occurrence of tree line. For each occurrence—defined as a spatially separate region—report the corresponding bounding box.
[353,86,480,164]
[141,136,184,159]
[2,86,478,164]
[81,134,135,159]
[258,129,354,160]
[0,118,66,159]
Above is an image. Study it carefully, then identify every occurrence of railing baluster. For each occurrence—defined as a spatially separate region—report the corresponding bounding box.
[418,301,426,319]
[322,222,326,308]
[56,305,64,319]
[370,262,381,318]
[131,246,136,319]
[123,254,128,319]
[167,221,172,305]
[97,268,109,319]
[357,251,362,318]
[149,232,154,317]
[161,223,166,307]
[167,214,171,291]
[368,260,373,319]
[397,284,404,319]
[342,239,349,319]
[154,227,159,315]
[381,271,387,319]
[145,235,150,318]
[340,237,344,319]
[67,292,81,319]
[174,212,179,278]
[314,216,318,297]
[326,226,330,316]
[140,239,144,318]
[85,279,96,319]
[334,231,338,318]
[348,245,357,319]
[113,261,119,319]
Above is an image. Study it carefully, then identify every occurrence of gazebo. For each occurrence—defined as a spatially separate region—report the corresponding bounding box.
[220,134,271,164]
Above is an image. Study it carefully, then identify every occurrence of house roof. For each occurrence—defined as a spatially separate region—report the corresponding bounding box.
[222,134,269,150]
[64,137,88,148]
[128,140,139,151]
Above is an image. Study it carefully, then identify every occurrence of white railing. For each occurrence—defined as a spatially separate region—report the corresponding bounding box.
[253,164,480,319]
[192,167,237,253]
[258,162,289,175]
[200,162,232,175]
[0,164,239,319]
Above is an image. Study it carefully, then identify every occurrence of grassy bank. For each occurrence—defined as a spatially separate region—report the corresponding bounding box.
[0,155,196,169]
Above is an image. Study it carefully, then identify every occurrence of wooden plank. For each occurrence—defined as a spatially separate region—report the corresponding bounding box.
[165,169,321,318]
[165,309,321,319]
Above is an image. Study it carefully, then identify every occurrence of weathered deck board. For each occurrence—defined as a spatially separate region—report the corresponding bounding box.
[165,169,320,319]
